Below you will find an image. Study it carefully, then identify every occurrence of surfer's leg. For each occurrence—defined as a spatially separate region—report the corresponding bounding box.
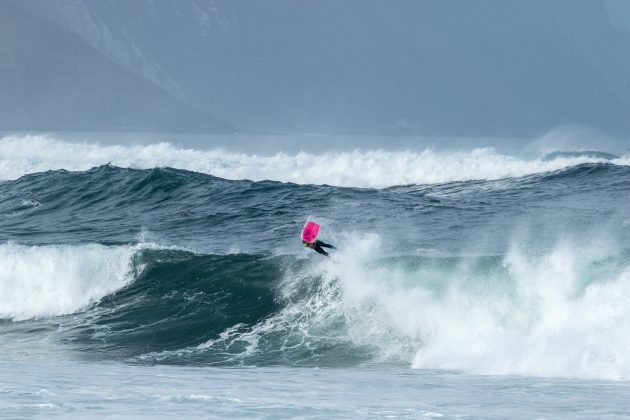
[318,241,335,249]
[314,245,329,256]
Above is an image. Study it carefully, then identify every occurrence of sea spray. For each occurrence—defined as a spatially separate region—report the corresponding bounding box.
[280,234,630,379]
[409,241,630,379]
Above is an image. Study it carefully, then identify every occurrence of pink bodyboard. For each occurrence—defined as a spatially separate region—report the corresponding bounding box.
[301,221,320,243]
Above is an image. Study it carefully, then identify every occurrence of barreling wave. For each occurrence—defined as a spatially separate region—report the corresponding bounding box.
[1,134,628,187]
[3,236,630,380]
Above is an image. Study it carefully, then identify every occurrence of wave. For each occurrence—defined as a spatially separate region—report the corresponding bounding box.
[4,236,630,380]
[0,242,139,320]
[542,150,619,161]
[1,134,629,187]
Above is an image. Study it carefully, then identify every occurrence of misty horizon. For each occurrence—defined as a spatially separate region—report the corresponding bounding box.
[2,0,630,139]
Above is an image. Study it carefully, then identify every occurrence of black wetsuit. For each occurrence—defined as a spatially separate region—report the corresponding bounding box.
[306,239,336,256]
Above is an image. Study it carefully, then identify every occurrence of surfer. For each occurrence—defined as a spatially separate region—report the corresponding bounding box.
[301,220,336,256]
[303,239,336,257]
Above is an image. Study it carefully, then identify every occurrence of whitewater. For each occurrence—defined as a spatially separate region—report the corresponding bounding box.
[1,134,629,186]
[1,133,630,418]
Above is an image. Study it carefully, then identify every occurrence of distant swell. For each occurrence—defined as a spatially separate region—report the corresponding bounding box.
[1,135,628,187]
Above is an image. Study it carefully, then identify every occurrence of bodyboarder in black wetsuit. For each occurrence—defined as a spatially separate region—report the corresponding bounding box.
[303,239,336,256]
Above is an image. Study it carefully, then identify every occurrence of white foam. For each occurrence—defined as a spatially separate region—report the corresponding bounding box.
[0,242,140,321]
[1,134,628,187]
[312,234,630,380]
[136,233,630,380]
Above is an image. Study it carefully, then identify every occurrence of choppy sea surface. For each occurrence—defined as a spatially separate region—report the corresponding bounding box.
[1,134,630,418]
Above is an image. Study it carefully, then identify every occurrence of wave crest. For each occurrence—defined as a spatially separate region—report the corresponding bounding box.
[1,135,628,187]
[0,242,139,320]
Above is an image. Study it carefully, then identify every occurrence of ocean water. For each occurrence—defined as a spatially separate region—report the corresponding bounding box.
[1,134,630,418]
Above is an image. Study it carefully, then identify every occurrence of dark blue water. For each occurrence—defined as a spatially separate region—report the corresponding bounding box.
[2,162,629,253]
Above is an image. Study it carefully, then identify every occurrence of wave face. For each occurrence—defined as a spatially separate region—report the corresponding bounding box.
[1,139,630,380]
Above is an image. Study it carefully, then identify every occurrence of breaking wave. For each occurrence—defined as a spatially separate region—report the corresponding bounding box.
[0,242,139,320]
[3,235,630,380]
[1,134,628,187]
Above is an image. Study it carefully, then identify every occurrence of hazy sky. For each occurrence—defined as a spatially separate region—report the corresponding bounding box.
[2,0,630,140]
